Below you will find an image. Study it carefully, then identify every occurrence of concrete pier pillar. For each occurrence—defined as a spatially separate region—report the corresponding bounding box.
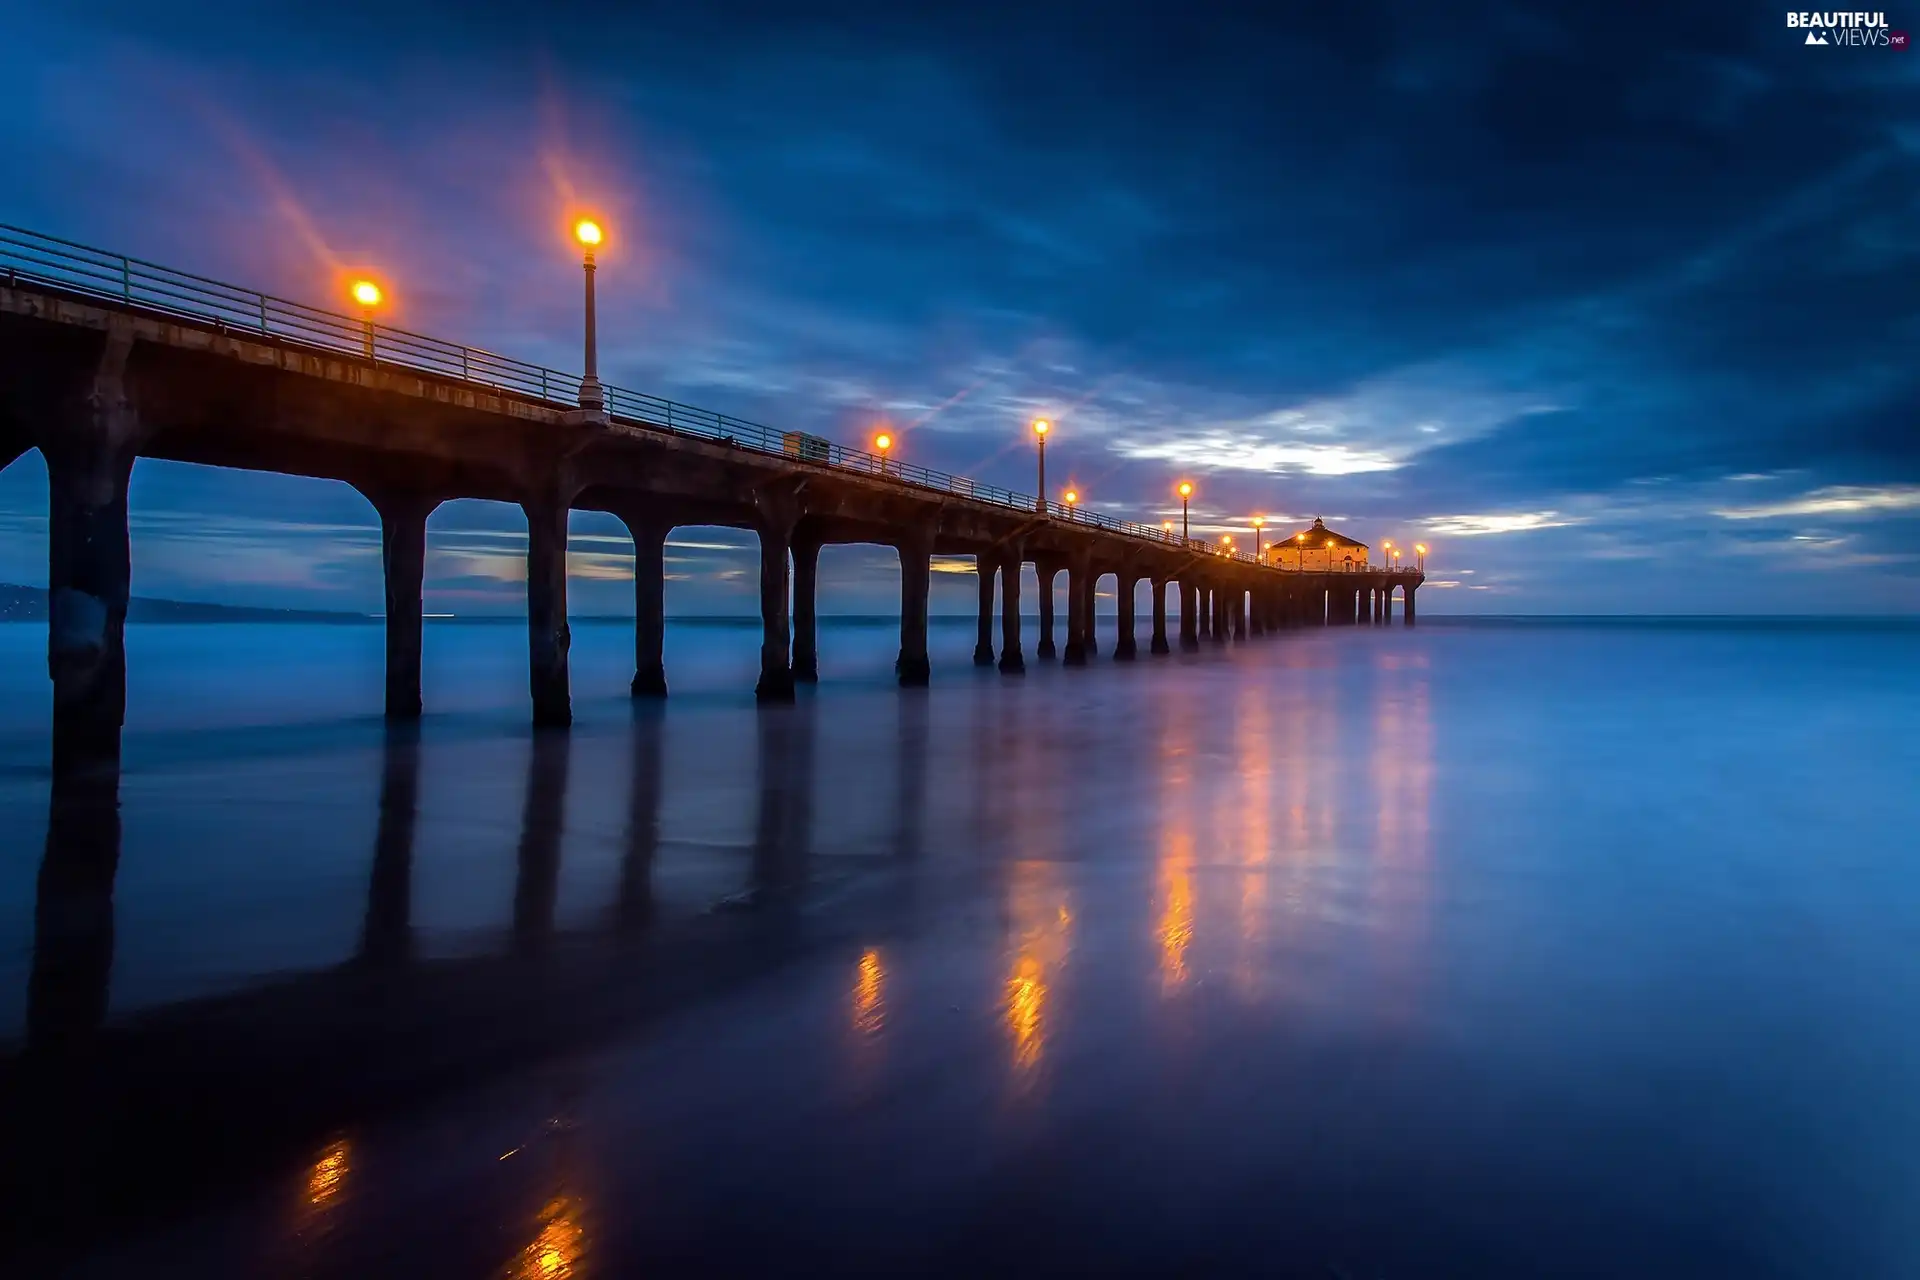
[522,496,573,727]
[1150,578,1171,655]
[1180,581,1200,651]
[998,551,1025,674]
[1211,584,1227,643]
[1405,584,1418,627]
[1383,587,1394,625]
[792,537,822,684]
[974,553,996,666]
[44,440,134,773]
[1115,574,1138,659]
[1081,570,1100,658]
[897,537,932,687]
[373,493,434,720]
[1063,555,1090,666]
[625,518,669,697]
[1250,589,1266,637]
[754,522,796,703]
[1036,564,1059,660]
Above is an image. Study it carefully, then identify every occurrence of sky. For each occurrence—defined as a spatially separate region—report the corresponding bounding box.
[2,0,1917,615]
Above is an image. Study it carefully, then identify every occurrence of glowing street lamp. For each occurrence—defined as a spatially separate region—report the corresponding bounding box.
[1063,488,1079,518]
[1252,515,1265,559]
[1382,539,1394,568]
[1032,419,1050,513]
[1415,543,1428,572]
[349,278,382,360]
[573,217,605,414]
[1162,520,1174,542]
[1177,481,1193,543]
[874,431,893,476]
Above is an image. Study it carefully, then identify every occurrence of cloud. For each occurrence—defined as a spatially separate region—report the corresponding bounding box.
[1422,511,1578,537]
[1712,485,1920,521]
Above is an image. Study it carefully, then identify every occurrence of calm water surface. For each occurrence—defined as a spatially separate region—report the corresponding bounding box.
[1,616,1917,1276]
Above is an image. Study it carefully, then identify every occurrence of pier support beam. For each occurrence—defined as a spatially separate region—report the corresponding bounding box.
[1063,554,1091,666]
[1249,589,1265,637]
[1211,584,1227,643]
[1150,578,1171,655]
[753,515,797,704]
[1383,587,1394,625]
[998,549,1025,674]
[1082,570,1100,658]
[1405,584,1418,627]
[44,341,139,774]
[973,553,996,666]
[371,491,436,720]
[1115,574,1138,659]
[1179,581,1200,651]
[896,536,932,687]
[792,536,822,684]
[1036,563,1059,660]
[522,495,573,727]
[624,517,669,697]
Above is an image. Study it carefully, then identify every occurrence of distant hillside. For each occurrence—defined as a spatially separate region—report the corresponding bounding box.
[0,584,368,623]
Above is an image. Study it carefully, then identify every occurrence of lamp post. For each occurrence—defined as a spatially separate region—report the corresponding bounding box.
[1221,534,1233,559]
[1252,516,1265,560]
[1382,539,1393,571]
[1162,520,1174,543]
[1064,488,1078,519]
[874,431,893,477]
[1327,539,1337,572]
[1178,482,1193,543]
[1032,419,1050,513]
[1415,543,1427,572]
[350,279,382,360]
[573,218,605,413]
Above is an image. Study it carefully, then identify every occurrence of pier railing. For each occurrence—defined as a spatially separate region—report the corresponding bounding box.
[0,225,1425,575]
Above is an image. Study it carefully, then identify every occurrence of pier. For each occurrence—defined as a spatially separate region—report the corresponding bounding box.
[0,226,1423,771]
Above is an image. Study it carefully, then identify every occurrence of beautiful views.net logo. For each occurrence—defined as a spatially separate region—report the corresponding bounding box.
[1787,11,1908,46]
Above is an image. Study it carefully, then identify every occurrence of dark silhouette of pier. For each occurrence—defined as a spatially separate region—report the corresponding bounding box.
[0,226,1422,773]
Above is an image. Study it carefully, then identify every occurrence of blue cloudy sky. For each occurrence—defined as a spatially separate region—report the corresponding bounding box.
[2,0,1917,615]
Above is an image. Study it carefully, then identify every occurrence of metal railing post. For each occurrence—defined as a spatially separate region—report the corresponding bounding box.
[121,256,131,301]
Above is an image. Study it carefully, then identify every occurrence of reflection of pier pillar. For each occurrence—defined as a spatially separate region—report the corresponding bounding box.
[618,708,664,932]
[360,723,420,967]
[1115,574,1138,659]
[752,704,815,896]
[1035,563,1059,660]
[791,536,821,684]
[897,536,932,686]
[626,517,669,697]
[27,765,122,1052]
[998,550,1025,674]
[1179,581,1200,651]
[973,554,996,666]
[523,495,573,727]
[513,730,571,954]
[371,492,435,720]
